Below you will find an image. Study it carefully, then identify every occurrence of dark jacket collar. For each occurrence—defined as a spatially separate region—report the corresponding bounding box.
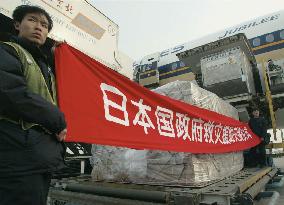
[9,35,47,61]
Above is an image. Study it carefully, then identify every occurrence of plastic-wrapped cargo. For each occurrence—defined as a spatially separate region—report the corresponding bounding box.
[91,81,243,185]
[146,151,243,185]
[90,145,147,182]
[153,80,239,120]
[90,146,243,185]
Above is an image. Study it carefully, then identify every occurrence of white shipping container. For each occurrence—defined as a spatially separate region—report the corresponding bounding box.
[0,0,133,78]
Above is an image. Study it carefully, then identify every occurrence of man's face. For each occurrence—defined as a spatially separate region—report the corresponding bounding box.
[14,12,49,46]
[252,110,260,118]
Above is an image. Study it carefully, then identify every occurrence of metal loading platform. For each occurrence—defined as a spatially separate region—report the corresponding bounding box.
[48,167,282,205]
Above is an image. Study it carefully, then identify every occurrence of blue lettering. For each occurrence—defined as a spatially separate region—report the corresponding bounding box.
[160,49,170,57]
[171,45,185,53]
[270,14,280,21]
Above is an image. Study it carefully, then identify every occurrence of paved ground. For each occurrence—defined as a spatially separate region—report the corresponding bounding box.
[275,185,284,205]
[271,157,284,205]
[274,157,284,170]
[255,157,284,205]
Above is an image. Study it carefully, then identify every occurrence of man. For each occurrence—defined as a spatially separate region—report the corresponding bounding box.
[267,59,283,86]
[0,5,67,205]
[268,59,281,72]
[248,107,268,167]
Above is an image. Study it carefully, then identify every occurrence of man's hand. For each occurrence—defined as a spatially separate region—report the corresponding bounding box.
[51,40,67,52]
[56,128,67,142]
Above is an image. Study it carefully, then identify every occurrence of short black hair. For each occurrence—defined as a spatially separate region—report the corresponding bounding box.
[251,107,259,112]
[12,5,53,32]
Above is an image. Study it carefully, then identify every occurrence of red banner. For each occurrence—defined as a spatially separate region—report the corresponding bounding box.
[55,44,260,153]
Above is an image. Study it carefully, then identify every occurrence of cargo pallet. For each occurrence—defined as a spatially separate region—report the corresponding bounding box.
[49,167,283,205]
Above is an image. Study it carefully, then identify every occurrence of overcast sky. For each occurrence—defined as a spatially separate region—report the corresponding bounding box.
[93,0,284,61]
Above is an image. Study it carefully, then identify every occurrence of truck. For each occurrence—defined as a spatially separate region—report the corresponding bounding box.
[0,0,134,79]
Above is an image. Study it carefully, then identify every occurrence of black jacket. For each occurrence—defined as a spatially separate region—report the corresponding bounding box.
[0,35,66,134]
[248,116,267,139]
[0,35,66,177]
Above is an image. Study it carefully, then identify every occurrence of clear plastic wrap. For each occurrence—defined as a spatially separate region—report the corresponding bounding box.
[153,80,239,120]
[91,146,243,185]
[147,152,243,184]
[90,145,147,182]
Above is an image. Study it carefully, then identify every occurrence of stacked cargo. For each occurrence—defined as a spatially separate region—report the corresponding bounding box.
[91,146,147,182]
[91,81,243,185]
[145,151,243,185]
[153,80,239,120]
